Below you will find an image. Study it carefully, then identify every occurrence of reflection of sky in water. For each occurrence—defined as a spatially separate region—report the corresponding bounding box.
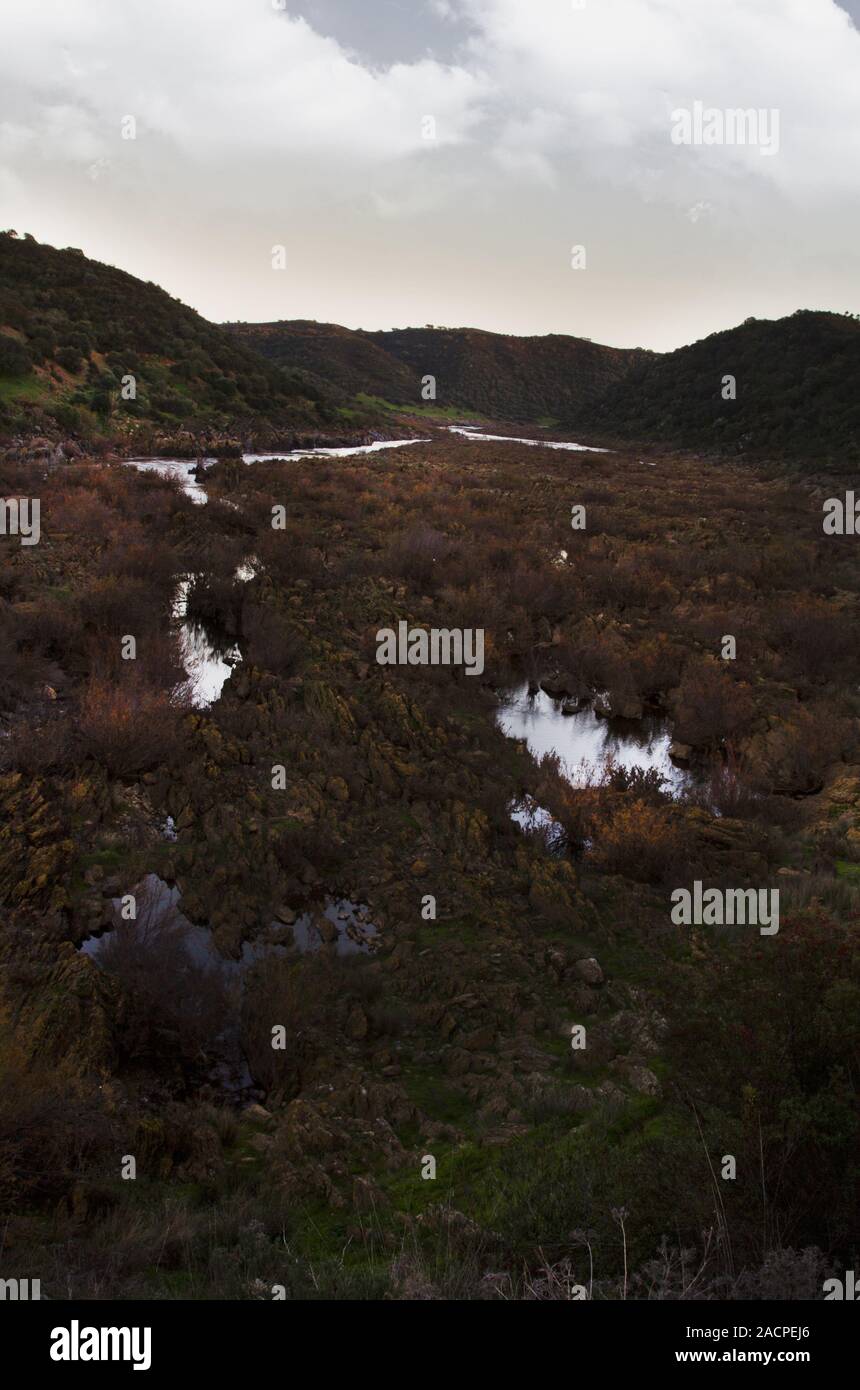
[81,878,377,967]
[448,426,610,453]
[125,457,212,503]
[497,681,688,792]
[244,439,428,462]
[172,578,240,707]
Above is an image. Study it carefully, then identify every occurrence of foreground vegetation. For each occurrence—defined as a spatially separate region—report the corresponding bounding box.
[0,430,857,1299]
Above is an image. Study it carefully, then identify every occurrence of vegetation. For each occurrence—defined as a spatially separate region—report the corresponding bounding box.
[573,310,860,465]
[226,319,651,423]
[0,426,857,1299]
[0,232,384,446]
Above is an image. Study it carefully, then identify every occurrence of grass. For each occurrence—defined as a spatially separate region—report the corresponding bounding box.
[352,392,488,423]
[0,372,50,404]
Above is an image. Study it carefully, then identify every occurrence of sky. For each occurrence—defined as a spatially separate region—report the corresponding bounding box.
[1,0,858,351]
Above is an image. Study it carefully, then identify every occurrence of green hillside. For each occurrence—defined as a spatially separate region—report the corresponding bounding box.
[572,310,860,461]
[0,231,346,443]
[227,319,652,423]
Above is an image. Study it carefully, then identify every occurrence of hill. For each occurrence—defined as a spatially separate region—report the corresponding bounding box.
[572,310,860,461]
[226,319,652,422]
[0,232,351,445]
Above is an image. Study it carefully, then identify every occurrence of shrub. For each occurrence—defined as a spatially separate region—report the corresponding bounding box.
[673,660,754,748]
[589,799,690,883]
[74,674,189,776]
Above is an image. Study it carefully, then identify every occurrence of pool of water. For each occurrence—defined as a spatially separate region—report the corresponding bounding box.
[497,680,688,793]
[80,876,380,1092]
[244,438,429,462]
[124,439,429,504]
[125,456,213,503]
[288,899,378,956]
[448,426,611,453]
[172,577,241,707]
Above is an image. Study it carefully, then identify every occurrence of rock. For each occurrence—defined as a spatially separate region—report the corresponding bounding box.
[540,673,576,700]
[574,957,604,987]
[274,904,297,925]
[327,776,349,802]
[845,829,860,859]
[352,1175,387,1211]
[620,1063,662,1098]
[560,696,586,716]
[314,914,338,945]
[594,695,612,718]
[463,1025,495,1052]
[669,741,693,763]
[347,1004,369,1040]
[243,1102,273,1123]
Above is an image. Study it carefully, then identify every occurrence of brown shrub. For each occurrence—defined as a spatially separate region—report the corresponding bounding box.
[99,881,234,1068]
[240,953,341,1099]
[588,799,690,883]
[75,674,189,776]
[673,659,754,748]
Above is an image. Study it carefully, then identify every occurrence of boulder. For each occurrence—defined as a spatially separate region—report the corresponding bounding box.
[574,957,604,987]
[669,741,693,764]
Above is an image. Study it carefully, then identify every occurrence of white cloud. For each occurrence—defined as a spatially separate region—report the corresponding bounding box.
[0,0,858,346]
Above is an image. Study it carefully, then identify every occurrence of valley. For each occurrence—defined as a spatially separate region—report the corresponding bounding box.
[1,392,857,1299]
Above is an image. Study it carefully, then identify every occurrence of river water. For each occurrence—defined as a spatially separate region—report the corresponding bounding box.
[497,681,686,792]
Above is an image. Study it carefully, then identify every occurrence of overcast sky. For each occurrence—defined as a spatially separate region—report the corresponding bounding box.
[1,0,858,350]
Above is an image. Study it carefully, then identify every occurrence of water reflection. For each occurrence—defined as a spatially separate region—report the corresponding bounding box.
[497,680,688,793]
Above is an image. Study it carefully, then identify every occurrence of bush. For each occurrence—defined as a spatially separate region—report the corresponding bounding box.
[673,660,754,748]
[589,799,690,883]
[99,879,234,1068]
[0,335,32,376]
[74,675,189,776]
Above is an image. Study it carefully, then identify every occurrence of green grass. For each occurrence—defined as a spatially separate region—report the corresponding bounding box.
[352,393,488,423]
[0,372,49,403]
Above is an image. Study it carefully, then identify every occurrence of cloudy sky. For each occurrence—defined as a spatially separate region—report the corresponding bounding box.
[1,0,858,350]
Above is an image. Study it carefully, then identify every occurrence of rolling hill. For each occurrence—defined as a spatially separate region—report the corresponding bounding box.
[225,319,653,423]
[572,310,860,461]
[0,231,351,444]
[3,233,857,463]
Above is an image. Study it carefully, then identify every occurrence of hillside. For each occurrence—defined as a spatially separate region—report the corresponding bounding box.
[227,319,652,422]
[572,310,860,462]
[0,232,351,445]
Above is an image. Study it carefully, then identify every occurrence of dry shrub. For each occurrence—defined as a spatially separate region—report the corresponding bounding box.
[75,673,189,776]
[78,575,157,637]
[0,1006,114,1208]
[240,953,341,1098]
[588,799,689,883]
[0,610,54,709]
[99,881,234,1067]
[381,524,461,592]
[627,635,684,698]
[673,659,754,748]
[242,601,303,676]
